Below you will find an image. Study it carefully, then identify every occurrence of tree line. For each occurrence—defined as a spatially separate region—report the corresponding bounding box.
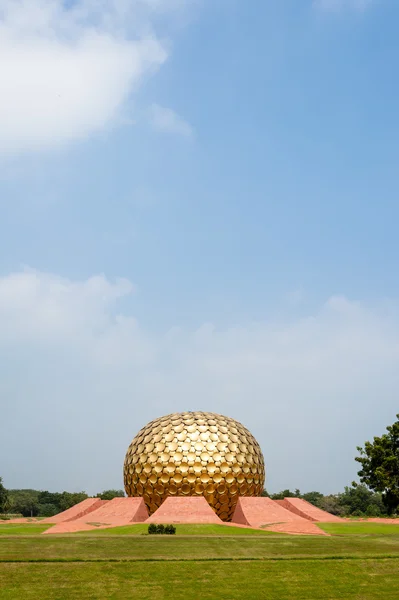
[262,485,389,517]
[0,481,390,519]
[0,485,125,518]
[1,413,397,518]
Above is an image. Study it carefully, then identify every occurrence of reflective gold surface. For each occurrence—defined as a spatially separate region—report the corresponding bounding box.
[123,412,265,521]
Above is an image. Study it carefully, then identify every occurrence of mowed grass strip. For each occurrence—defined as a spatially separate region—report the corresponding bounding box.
[0,524,52,536]
[1,534,399,562]
[0,559,398,600]
[2,521,397,538]
[81,523,275,536]
[319,522,399,535]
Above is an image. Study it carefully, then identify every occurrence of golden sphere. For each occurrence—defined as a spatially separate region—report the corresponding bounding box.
[123,411,265,521]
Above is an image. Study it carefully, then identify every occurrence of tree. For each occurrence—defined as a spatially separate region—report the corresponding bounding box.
[270,489,301,500]
[338,485,386,517]
[37,503,59,517]
[37,491,62,509]
[317,494,346,516]
[301,491,324,507]
[355,414,399,514]
[58,491,88,512]
[9,490,39,517]
[96,490,125,500]
[8,489,88,517]
[0,477,10,513]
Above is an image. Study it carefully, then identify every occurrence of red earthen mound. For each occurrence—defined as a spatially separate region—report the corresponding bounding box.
[232,497,327,535]
[275,498,344,522]
[4,498,106,525]
[146,497,223,524]
[44,497,148,534]
[44,498,107,523]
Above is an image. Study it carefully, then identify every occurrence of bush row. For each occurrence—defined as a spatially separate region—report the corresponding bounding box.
[148,523,176,535]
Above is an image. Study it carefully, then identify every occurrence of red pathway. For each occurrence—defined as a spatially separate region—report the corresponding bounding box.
[362,518,399,524]
[146,497,223,524]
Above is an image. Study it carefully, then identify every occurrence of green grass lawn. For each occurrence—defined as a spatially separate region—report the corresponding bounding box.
[0,523,398,599]
[0,524,52,536]
[319,522,399,535]
[1,533,399,562]
[82,523,275,535]
[0,559,397,599]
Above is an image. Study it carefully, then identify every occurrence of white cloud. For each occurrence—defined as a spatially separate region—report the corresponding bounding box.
[148,103,193,137]
[0,0,169,156]
[0,269,134,341]
[314,0,372,11]
[0,268,398,494]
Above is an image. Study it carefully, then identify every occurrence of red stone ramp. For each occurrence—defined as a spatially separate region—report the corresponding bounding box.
[232,497,302,527]
[5,498,106,525]
[43,498,148,534]
[276,498,344,522]
[232,498,326,535]
[146,497,223,524]
[43,498,107,524]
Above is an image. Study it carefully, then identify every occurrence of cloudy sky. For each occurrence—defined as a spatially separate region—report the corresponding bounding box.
[1,0,398,496]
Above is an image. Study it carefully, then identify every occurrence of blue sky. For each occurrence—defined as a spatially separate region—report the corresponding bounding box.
[1,0,398,495]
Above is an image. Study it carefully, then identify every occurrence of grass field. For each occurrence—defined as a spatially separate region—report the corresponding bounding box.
[82,523,275,535]
[0,524,52,536]
[0,522,398,599]
[319,522,399,535]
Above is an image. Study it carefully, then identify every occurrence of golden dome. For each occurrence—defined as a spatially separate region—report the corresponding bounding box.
[123,411,265,521]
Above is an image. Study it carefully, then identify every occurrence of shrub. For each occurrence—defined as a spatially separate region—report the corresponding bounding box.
[164,524,176,535]
[148,524,157,535]
[148,523,176,535]
[365,504,382,517]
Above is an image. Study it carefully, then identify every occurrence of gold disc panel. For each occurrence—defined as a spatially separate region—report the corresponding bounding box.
[123,411,265,521]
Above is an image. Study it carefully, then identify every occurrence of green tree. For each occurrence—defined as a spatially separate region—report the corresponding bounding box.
[37,503,59,517]
[317,494,346,516]
[37,491,62,509]
[9,490,39,517]
[0,477,10,513]
[270,489,301,500]
[58,491,88,512]
[338,485,386,517]
[301,491,324,506]
[355,414,399,514]
[96,490,125,500]
[9,489,88,517]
